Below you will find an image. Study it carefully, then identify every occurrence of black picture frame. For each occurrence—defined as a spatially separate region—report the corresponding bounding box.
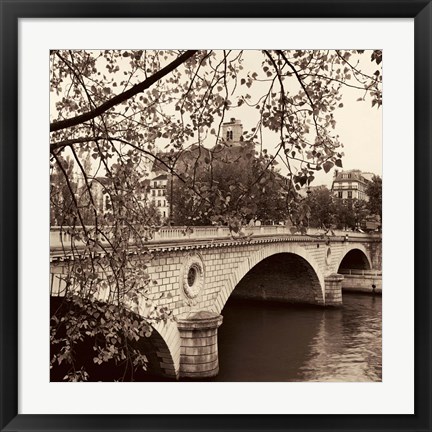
[1,1,431,431]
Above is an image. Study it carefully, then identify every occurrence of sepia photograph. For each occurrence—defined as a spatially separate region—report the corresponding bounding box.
[49,49,382,382]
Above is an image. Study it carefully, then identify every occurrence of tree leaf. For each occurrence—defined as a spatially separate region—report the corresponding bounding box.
[322,161,334,173]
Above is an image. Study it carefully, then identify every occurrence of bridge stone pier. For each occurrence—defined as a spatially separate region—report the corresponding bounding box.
[50,226,382,380]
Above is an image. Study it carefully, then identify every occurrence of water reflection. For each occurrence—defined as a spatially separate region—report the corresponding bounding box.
[213,293,381,382]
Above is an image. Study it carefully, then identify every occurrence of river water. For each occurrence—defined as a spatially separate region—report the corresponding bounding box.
[211,293,382,382]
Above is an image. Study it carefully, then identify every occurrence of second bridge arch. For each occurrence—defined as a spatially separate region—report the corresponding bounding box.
[229,252,324,306]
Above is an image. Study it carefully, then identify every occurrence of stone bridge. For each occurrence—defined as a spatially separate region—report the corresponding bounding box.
[50,225,382,380]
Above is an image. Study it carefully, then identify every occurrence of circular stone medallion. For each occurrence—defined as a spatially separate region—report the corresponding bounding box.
[180,254,205,304]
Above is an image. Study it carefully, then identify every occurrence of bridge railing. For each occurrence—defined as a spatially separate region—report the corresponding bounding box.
[339,269,382,276]
[50,225,381,251]
[153,226,226,240]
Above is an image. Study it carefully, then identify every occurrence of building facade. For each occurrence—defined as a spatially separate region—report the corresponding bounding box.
[331,169,370,201]
[148,173,169,221]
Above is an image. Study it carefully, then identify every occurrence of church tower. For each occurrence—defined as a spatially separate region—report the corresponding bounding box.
[221,118,243,145]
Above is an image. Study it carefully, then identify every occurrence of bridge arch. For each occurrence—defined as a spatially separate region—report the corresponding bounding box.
[212,243,325,314]
[111,294,181,379]
[93,285,181,378]
[50,295,179,380]
[336,244,372,273]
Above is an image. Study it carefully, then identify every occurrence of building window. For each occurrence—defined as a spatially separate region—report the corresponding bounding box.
[348,191,352,199]
[154,181,157,188]
[158,190,162,196]
[162,190,166,196]
[226,130,233,140]
[338,191,343,198]
[152,190,155,196]
[163,211,166,218]
[157,200,161,207]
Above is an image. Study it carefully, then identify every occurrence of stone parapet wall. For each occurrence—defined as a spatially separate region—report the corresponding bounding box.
[341,273,382,293]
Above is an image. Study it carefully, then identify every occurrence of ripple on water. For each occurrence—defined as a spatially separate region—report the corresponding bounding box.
[212,293,381,382]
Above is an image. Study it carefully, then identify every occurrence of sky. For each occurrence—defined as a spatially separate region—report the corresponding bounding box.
[326,89,382,185]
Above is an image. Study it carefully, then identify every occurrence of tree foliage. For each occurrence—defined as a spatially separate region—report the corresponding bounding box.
[301,186,334,229]
[50,155,77,226]
[366,174,382,217]
[50,49,382,380]
[303,186,377,231]
[167,142,289,227]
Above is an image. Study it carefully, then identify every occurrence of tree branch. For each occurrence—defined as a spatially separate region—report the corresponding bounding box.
[50,136,104,152]
[50,50,198,133]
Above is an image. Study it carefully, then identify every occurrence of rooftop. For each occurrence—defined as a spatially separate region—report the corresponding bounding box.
[333,169,370,183]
